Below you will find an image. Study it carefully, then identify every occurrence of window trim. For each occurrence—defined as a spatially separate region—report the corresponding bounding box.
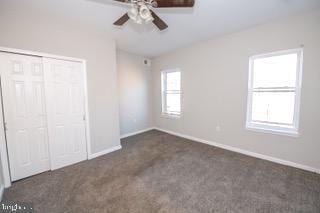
[161,69,182,118]
[246,48,303,137]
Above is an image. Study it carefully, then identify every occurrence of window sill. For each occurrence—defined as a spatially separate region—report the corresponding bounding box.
[246,124,299,138]
[161,113,181,119]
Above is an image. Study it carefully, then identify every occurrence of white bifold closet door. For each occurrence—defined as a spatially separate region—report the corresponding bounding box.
[43,58,87,170]
[0,52,88,181]
[0,53,50,181]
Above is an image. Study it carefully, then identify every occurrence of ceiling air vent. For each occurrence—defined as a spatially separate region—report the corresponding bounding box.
[143,59,151,67]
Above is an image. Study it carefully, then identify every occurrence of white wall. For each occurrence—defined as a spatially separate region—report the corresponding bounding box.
[117,50,153,136]
[152,10,320,171]
[0,1,120,155]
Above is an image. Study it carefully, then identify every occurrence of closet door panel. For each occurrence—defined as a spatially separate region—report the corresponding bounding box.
[0,53,50,181]
[43,58,87,170]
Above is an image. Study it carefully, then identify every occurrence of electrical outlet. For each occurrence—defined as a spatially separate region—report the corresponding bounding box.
[216,126,221,132]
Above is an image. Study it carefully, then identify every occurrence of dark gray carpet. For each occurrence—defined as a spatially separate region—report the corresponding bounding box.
[4,130,320,213]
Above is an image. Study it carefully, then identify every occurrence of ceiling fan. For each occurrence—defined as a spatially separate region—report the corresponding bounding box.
[113,0,195,31]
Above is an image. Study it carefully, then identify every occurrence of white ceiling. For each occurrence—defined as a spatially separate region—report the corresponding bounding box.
[2,0,320,57]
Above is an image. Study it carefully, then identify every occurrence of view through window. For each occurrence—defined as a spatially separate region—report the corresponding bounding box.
[161,70,181,117]
[246,49,303,136]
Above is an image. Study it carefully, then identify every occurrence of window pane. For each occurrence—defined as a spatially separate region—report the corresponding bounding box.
[252,91,295,125]
[166,93,181,114]
[253,53,298,88]
[166,72,181,91]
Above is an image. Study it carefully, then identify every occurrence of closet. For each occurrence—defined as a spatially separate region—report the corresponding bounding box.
[0,51,88,181]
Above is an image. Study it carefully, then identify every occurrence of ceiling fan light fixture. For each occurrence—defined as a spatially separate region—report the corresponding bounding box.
[139,4,150,19]
[113,0,196,30]
[128,6,138,20]
[150,0,158,8]
[144,13,154,23]
[139,4,154,23]
[135,15,143,24]
[128,3,153,24]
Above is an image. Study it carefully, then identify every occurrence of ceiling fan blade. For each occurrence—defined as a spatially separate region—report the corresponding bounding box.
[151,10,168,31]
[113,13,130,26]
[113,0,130,3]
[154,0,195,8]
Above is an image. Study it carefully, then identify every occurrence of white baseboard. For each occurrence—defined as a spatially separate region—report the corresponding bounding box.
[120,127,156,139]
[0,184,4,201]
[88,145,122,160]
[154,127,320,174]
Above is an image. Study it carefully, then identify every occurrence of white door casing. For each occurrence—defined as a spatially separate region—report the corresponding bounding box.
[43,58,87,170]
[0,53,50,181]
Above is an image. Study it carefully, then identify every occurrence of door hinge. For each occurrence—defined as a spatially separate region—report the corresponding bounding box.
[83,115,86,121]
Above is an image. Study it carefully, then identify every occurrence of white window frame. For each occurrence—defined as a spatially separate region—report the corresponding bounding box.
[246,48,303,137]
[161,69,182,118]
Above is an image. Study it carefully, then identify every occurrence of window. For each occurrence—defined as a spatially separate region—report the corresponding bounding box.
[246,49,303,136]
[161,69,181,118]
